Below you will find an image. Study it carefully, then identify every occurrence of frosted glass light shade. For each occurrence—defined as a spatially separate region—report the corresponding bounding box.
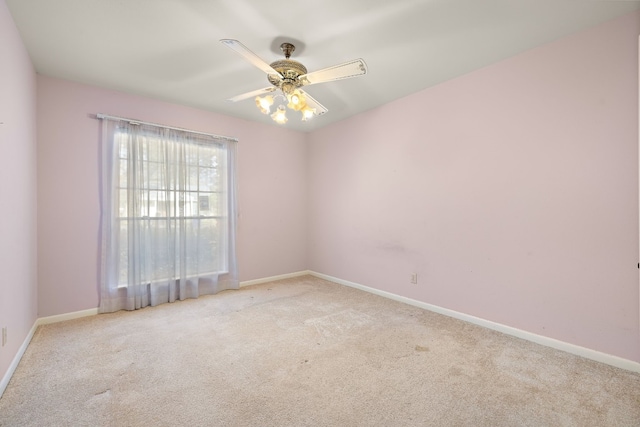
[271,105,288,124]
[255,95,274,114]
[287,89,306,111]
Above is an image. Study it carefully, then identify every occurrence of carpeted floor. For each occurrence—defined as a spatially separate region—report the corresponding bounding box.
[1,275,639,426]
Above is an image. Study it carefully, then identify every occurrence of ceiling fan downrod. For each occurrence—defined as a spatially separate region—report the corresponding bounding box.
[280,42,295,59]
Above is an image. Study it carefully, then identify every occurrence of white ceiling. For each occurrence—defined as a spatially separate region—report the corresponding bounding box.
[6,0,640,132]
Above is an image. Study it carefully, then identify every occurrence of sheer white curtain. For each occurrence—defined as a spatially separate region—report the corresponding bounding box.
[99,117,238,313]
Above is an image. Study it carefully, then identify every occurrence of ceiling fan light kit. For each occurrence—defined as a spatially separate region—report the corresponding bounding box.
[220,39,367,125]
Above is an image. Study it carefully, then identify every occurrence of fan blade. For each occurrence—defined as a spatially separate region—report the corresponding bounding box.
[299,89,328,116]
[219,39,282,82]
[299,59,367,86]
[227,86,276,103]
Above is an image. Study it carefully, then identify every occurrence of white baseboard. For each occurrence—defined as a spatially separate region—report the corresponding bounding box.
[0,321,38,399]
[240,270,311,288]
[37,308,99,326]
[309,271,640,374]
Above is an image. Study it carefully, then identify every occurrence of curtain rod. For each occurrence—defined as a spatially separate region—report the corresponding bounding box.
[96,113,238,143]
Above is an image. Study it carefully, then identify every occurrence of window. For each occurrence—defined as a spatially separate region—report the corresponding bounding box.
[99,117,238,312]
[114,130,229,286]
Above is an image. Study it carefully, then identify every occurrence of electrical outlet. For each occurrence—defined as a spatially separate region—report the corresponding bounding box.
[411,273,418,284]
[2,327,6,347]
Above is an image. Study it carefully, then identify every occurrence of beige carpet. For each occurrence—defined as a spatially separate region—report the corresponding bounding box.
[1,275,639,426]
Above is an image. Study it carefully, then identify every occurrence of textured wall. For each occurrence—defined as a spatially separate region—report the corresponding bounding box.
[0,0,38,387]
[308,12,640,362]
[36,76,308,317]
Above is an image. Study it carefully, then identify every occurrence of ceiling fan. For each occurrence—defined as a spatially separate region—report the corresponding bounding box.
[220,39,367,124]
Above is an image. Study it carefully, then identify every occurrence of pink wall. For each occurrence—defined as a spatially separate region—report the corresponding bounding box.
[0,0,38,385]
[36,76,308,317]
[308,11,640,362]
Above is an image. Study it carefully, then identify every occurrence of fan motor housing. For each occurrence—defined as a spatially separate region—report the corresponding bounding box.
[268,59,307,88]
